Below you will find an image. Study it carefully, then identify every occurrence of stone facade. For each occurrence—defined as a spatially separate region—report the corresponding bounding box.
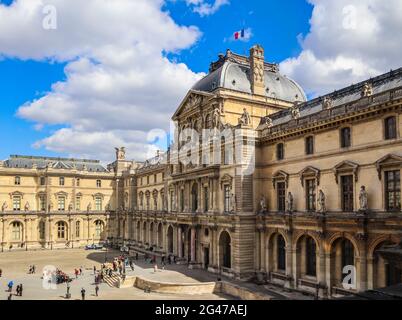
[1,45,401,298]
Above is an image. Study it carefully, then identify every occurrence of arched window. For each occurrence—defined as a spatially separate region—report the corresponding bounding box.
[277,235,286,271]
[306,237,317,277]
[11,222,22,240]
[39,221,45,239]
[384,116,397,140]
[57,221,67,239]
[59,177,65,186]
[75,221,80,238]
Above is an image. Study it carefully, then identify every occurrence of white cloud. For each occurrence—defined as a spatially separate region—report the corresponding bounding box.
[280,0,402,97]
[0,0,204,162]
[185,0,229,17]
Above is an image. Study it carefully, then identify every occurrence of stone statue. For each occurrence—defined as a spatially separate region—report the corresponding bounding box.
[361,82,373,97]
[68,203,73,212]
[24,202,30,212]
[286,192,294,212]
[317,190,326,213]
[115,147,126,160]
[87,203,92,212]
[322,96,333,110]
[106,203,111,211]
[260,195,267,212]
[212,107,221,128]
[48,201,53,212]
[264,116,273,128]
[290,102,301,119]
[359,186,368,211]
[238,108,251,126]
[2,202,8,212]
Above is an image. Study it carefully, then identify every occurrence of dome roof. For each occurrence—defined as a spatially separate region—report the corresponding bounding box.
[192,58,306,103]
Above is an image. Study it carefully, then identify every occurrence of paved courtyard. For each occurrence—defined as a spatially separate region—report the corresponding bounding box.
[0,248,229,300]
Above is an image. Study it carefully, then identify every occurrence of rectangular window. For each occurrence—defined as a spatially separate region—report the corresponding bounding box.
[13,196,21,211]
[154,174,157,183]
[147,176,150,185]
[180,189,184,212]
[15,176,21,185]
[341,127,351,148]
[385,116,397,140]
[96,179,101,188]
[95,197,102,211]
[341,175,354,211]
[170,191,175,211]
[224,185,231,212]
[76,197,81,211]
[40,177,46,186]
[204,187,209,212]
[385,170,401,211]
[59,177,65,186]
[58,196,65,211]
[277,182,286,212]
[306,179,316,211]
[75,221,80,238]
[276,143,284,160]
[40,195,46,211]
[76,178,80,187]
[305,136,314,155]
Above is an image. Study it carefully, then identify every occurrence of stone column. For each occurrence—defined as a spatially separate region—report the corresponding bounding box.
[325,253,332,295]
[0,218,4,252]
[318,247,327,297]
[357,254,368,292]
[197,179,202,213]
[177,226,183,258]
[190,227,196,262]
[285,245,294,289]
[259,230,266,271]
[367,257,374,290]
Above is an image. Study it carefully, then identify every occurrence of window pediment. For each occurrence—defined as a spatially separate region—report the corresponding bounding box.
[9,191,24,199]
[376,154,402,179]
[220,174,233,188]
[333,161,359,184]
[54,191,68,198]
[92,193,104,200]
[299,166,320,187]
[272,170,289,189]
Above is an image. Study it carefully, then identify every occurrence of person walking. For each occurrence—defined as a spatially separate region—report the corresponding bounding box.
[18,284,23,296]
[75,269,79,279]
[93,266,96,275]
[81,288,86,300]
[7,280,13,292]
[95,284,99,297]
[0,268,2,277]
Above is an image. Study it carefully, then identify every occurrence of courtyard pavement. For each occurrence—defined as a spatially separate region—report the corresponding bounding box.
[0,248,228,300]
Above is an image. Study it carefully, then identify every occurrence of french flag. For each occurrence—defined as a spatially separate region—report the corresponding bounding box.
[234,29,245,40]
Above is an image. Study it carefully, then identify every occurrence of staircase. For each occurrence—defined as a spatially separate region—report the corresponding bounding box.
[103,273,122,288]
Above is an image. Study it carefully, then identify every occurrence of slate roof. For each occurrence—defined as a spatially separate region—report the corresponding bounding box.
[3,155,108,172]
[258,67,402,130]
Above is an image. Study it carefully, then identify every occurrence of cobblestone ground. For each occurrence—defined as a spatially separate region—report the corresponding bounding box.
[0,249,229,300]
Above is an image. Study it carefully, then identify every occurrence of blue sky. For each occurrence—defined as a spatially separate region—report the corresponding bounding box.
[0,0,400,162]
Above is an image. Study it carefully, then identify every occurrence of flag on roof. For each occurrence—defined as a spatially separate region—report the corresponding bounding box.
[234,29,245,40]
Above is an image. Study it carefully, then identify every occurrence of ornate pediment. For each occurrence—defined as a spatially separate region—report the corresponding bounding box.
[54,191,68,198]
[272,170,289,188]
[333,160,359,184]
[92,192,105,200]
[299,166,320,186]
[172,90,213,120]
[9,191,24,199]
[220,174,233,188]
[376,154,402,179]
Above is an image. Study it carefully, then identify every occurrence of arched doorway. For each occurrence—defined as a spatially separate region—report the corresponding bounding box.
[94,220,105,240]
[150,222,155,247]
[191,183,198,212]
[330,238,356,289]
[167,225,173,253]
[372,241,401,288]
[219,231,231,269]
[157,223,163,248]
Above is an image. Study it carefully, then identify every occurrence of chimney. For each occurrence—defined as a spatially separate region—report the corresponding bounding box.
[249,45,265,96]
